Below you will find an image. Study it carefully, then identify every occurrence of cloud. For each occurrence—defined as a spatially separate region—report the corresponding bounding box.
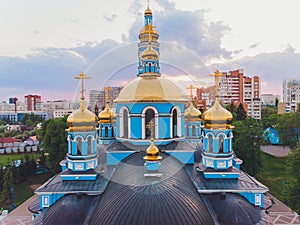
[126,1,232,62]
[0,39,120,101]
[210,50,300,96]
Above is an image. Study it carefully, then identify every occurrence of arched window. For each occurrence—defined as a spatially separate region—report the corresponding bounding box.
[172,109,178,137]
[219,135,224,153]
[208,135,213,152]
[105,127,109,137]
[76,137,82,156]
[112,126,115,137]
[192,125,196,136]
[87,137,93,154]
[186,125,189,136]
[145,109,155,139]
[123,109,128,138]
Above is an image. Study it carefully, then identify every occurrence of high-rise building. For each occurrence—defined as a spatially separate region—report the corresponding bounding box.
[261,94,280,106]
[24,94,41,111]
[89,87,123,110]
[283,78,300,112]
[218,69,261,119]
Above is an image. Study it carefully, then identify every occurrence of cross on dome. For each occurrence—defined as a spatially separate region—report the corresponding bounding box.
[186,84,197,101]
[104,86,112,103]
[210,70,225,98]
[75,72,90,100]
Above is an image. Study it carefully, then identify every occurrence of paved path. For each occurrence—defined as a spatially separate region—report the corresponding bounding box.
[265,193,300,224]
[261,145,291,157]
[0,194,37,225]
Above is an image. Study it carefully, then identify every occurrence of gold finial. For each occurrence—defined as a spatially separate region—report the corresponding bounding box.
[210,70,225,98]
[186,84,197,101]
[104,86,112,103]
[75,72,90,100]
[146,121,155,139]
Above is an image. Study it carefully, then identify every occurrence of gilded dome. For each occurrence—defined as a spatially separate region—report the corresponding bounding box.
[141,44,158,60]
[144,7,152,16]
[202,98,233,129]
[139,24,159,41]
[115,76,186,103]
[184,101,201,122]
[67,101,98,132]
[144,139,162,161]
[99,103,116,124]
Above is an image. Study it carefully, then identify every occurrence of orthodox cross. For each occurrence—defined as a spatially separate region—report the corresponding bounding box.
[147,0,150,9]
[75,72,90,100]
[104,86,112,103]
[210,70,225,97]
[186,84,197,101]
[146,121,155,139]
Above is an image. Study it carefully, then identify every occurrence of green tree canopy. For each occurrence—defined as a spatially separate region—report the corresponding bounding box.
[41,117,68,172]
[232,118,263,176]
[236,103,247,121]
[286,145,300,213]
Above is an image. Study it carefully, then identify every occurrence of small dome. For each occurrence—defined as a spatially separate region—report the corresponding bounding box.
[115,76,186,103]
[144,7,152,16]
[185,101,201,122]
[203,98,232,129]
[67,101,97,132]
[141,44,158,60]
[139,24,159,40]
[144,139,162,161]
[99,103,116,124]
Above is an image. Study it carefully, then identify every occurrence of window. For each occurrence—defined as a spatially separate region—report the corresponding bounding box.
[87,137,92,154]
[208,135,213,152]
[42,196,50,207]
[145,109,155,139]
[76,137,82,156]
[219,135,224,153]
[172,109,178,137]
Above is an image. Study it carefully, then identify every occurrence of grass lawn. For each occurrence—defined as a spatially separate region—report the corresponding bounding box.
[14,172,55,208]
[257,151,287,202]
[0,153,40,165]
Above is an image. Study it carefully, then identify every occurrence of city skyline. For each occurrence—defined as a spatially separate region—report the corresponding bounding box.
[1,0,300,101]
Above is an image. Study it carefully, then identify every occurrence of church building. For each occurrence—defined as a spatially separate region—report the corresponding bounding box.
[29,4,272,225]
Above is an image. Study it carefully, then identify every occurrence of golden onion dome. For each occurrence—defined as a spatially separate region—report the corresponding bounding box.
[144,7,153,16]
[143,138,162,161]
[184,102,201,122]
[139,24,159,39]
[67,101,98,132]
[141,44,158,60]
[115,76,186,103]
[99,103,116,123]
[202,98,233,130]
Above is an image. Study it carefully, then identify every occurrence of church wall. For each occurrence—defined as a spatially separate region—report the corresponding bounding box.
[238,192,264,208]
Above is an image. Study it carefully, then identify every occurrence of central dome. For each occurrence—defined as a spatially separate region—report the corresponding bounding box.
[115,76,186,102]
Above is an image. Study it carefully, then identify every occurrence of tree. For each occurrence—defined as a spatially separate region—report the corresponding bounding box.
[286,145,300,213]
[0,167,14,209]
[42,117,68,172]
[236,103,247,121]
[232,118,262,176]
[277,113,299,149]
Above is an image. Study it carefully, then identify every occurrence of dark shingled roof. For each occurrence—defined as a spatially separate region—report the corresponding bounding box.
[185,165,269,193]
[206,193,266,225]
[88,152,214,225]
[33,194,100,225]
[35,166,115,195]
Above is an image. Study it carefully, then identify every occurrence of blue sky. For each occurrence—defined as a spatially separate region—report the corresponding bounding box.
[1,0,300,101]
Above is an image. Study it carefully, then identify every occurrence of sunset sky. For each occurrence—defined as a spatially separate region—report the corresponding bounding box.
[1,0,300,101]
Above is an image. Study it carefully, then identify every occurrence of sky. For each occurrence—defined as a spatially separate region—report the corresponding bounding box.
[1,0,300,102]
